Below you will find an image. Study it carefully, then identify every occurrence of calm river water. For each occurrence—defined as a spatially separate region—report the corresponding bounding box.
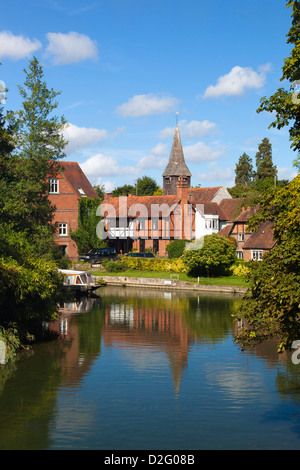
[1,285,300,450]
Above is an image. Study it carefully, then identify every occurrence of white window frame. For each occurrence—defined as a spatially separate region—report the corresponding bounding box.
[236,250,244,259]
[49,178,59,194]
[59,223,68,236]
[251,250,263,261]
[238,233,245,242]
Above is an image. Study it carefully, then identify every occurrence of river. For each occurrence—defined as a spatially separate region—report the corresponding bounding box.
[0,285,300,450]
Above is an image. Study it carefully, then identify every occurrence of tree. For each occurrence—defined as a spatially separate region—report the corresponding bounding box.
[182,234,236,277]
[71,197,105,254]
[256,1,300,168]
[234,153,254,186]
[234,175,300,352]
[166,239,187,259]
[0,59,68,355]
[6,56,67,239]
[111,176,160,197]
[136,176,159,195]
[255,138,277,181]
[112,183,136,197]
[93,184,105,200]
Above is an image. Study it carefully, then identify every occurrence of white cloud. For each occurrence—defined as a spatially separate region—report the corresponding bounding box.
[277,167,298,181]
[203,64,271,98]
[63,123,108,154]
[0,31,41,60]
[45,31,98,65]
[137,143,168,169]
[160,119,216,139]
[196,163,234,185]
[184,141,224,163]
[117,93,179,117]
[81,154,135,178]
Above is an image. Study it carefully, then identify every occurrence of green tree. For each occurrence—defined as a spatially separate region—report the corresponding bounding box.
[71,197,105,254]
[257,1,300,168]
[136,176,159,195]
[166,239,187,259]
[234,152,254,186]
[6,56,67,240]
[234,175,300,352]
[93,183,105,200]
[112,183,136,197]
[0,60,68,355]
[182,234,236,277]
[255,138,277,181]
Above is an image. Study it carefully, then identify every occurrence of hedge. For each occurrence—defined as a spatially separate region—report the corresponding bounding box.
[122,256,188,273]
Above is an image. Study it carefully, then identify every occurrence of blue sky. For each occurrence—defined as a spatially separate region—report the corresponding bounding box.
[0,0,297,191]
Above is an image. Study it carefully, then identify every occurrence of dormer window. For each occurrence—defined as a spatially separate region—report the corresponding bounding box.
[49,178,59,194]
[78,187,86,197]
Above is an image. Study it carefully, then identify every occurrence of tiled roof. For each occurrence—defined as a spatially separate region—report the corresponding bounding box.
[219,198,247,221]
[234,204,259,222]
[194,201,228,219]
[243,221,275,250]
[187,187,223,204]
[102,194,181,217]
[59,162,99,198]
[218,223,234,237]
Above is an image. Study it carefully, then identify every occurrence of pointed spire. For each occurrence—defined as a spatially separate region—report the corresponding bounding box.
[162,124,191,177]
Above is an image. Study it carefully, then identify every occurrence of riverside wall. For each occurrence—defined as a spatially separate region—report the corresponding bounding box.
[95,275,247,295]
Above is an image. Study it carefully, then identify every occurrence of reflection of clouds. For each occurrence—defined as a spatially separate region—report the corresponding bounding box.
[205,365,267,404]
[117,347,169,373]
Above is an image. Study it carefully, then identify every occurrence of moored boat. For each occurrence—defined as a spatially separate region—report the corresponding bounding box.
[58,269,102,295]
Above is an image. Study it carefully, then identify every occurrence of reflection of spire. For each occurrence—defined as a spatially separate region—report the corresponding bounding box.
[168,351,187,399]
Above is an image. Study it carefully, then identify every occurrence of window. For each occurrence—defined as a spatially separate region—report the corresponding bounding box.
[236,250,244,259]
[49,178,59,194]
[238,233,245,242]
[152,218,159,230]
[251,250,263,261]
[205,220,211,229]
[153,239,159,253]
[59,223,68,236]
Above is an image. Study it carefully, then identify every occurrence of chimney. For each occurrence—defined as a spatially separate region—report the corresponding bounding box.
[176,175,189,197]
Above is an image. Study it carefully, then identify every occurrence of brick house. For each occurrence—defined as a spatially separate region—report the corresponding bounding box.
[48,161,99,260]
[242,220,275,261]
[100,126,235,256]
[218,205,275,261]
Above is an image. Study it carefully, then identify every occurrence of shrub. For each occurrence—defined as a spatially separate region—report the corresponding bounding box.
[101,260,126,272]
[230,263,250,277]
[182,234,236,277]
[122,256,188,273]
[166,239,187,258]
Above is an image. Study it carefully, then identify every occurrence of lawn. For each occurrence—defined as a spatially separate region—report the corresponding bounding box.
[92,269,249,288]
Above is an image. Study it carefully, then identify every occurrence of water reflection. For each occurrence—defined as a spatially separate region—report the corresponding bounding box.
[0,286,300,449]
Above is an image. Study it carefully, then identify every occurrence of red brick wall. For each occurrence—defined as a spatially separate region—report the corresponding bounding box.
[48,174,80,261]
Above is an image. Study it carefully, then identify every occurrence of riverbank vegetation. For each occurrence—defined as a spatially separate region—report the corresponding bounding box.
[89,235,249,288]
[0,57,68,358]
[233,0,300,353]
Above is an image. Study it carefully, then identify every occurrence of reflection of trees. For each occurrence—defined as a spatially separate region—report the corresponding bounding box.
[0,304,105,450]
[0,341,65,449]
[177,297,241,343]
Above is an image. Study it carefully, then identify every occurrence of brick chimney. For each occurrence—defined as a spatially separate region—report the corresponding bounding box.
[176,175,192,240]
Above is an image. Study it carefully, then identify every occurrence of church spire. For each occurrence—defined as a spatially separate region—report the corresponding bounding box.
[162,122,191,195]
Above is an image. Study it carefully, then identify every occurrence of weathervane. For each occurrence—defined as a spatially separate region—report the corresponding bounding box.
[176,111,179,126]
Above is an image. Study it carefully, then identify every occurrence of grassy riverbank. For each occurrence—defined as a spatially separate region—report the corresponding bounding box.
[91,268,249,288]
